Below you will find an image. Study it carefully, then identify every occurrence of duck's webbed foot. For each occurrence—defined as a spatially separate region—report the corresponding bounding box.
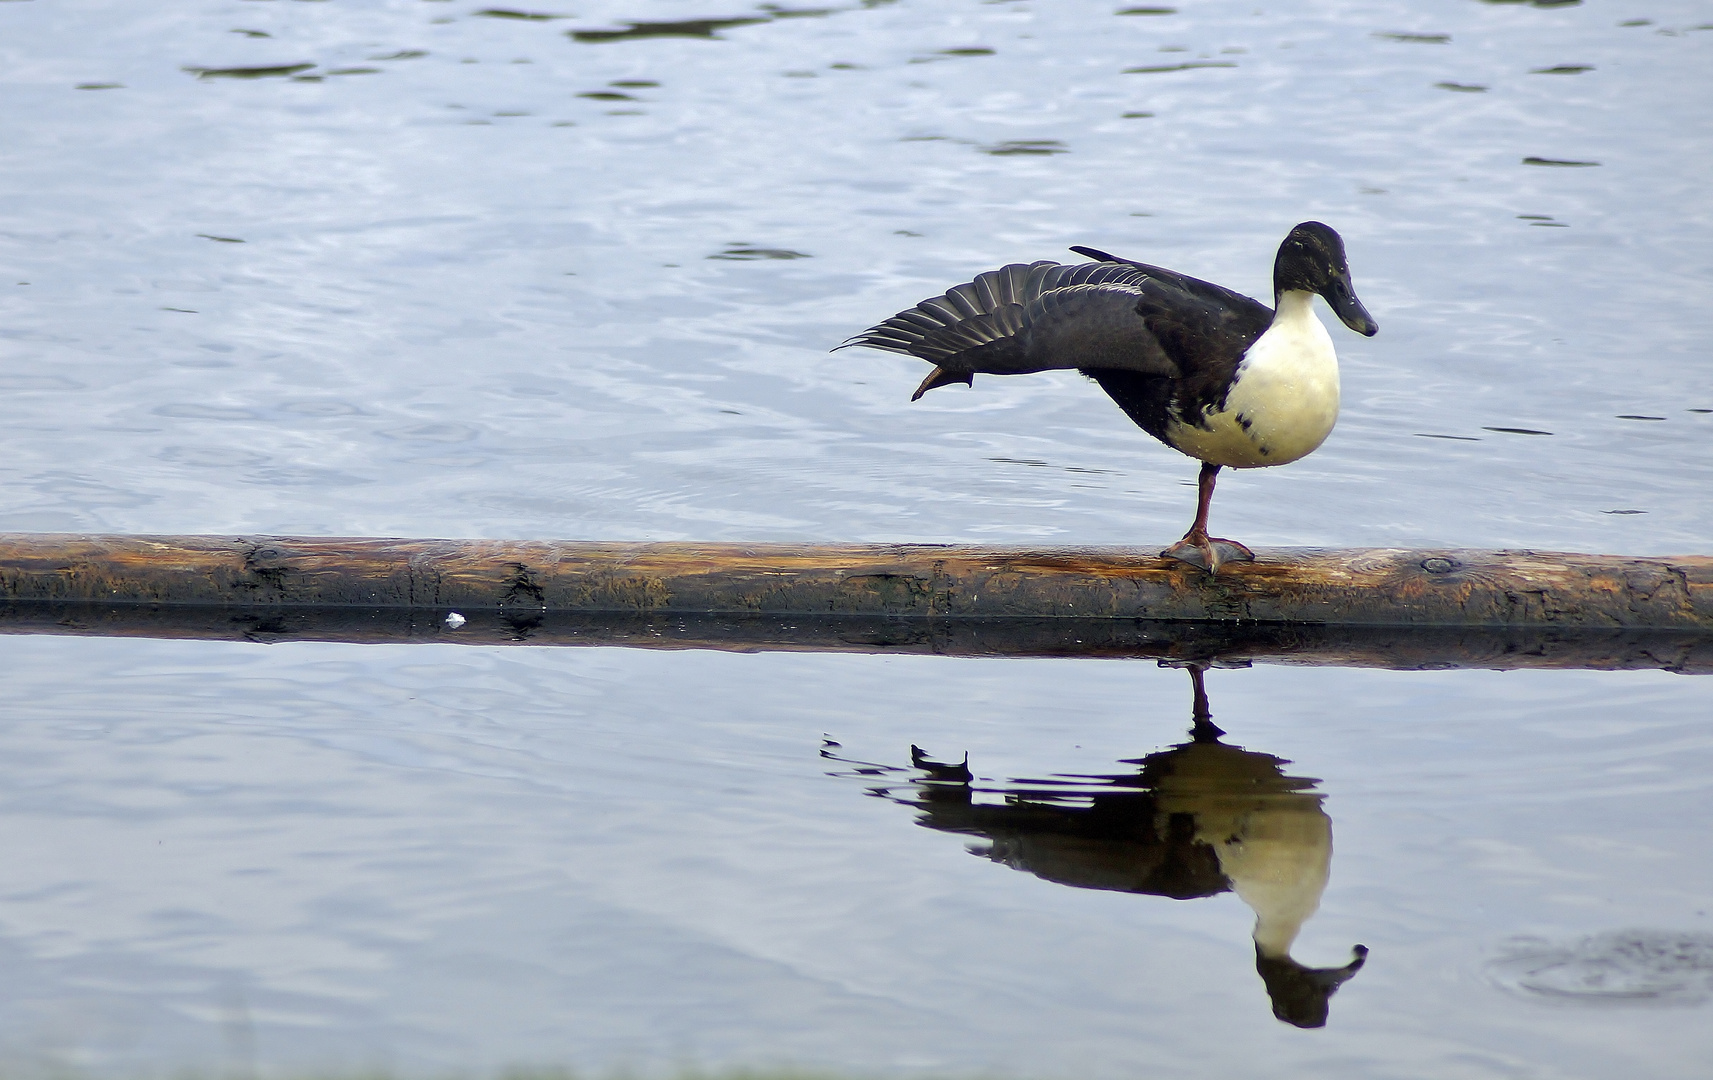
[1161,532,1255,574]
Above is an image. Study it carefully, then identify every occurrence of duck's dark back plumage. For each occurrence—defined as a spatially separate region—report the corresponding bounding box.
[1068,245,1270,320]
[1070,246,1276,441]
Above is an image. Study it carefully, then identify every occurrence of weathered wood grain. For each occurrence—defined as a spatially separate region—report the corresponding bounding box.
[1,533,1710,629]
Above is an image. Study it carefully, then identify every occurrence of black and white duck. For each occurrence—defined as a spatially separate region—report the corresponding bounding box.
[838,222,1378,571]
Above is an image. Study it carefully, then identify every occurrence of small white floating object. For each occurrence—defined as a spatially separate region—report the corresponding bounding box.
[444,612,467,629]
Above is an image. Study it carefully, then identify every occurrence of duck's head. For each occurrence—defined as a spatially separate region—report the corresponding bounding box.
[1274,222,1378,337]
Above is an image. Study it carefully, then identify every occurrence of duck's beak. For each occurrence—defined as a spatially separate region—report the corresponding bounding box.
[1321,275,1378,337]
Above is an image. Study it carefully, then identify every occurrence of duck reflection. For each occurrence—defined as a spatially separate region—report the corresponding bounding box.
[831,665,1366,1027]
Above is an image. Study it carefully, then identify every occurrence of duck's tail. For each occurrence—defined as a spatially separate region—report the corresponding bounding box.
[909,365,974,401]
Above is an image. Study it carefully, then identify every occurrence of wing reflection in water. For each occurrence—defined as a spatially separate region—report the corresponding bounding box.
[826,665,1366,1028]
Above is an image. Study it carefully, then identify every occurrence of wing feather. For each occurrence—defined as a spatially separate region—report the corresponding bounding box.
[838,257,1189,388]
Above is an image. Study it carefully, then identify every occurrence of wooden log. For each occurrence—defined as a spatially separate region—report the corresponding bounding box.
[2,601,1709,673]
[0,533,1710,629]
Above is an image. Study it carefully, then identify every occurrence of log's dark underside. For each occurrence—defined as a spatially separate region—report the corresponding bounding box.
[2,534,1710,671]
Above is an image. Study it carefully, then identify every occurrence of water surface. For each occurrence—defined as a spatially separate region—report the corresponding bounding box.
[2,636,1711,1079]
[1,0,1709,550]
[1,1,1711,1077]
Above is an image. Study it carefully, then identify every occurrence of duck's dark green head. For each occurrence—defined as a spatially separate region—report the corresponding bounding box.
[1274,221,1378,337]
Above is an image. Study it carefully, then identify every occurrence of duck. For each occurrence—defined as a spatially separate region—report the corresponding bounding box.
[838,222,1378,571]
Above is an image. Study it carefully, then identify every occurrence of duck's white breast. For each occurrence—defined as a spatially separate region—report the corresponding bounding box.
[1164,290,1341,469]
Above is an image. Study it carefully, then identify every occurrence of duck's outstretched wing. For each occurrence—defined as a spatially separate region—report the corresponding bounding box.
[837,260,1180,400]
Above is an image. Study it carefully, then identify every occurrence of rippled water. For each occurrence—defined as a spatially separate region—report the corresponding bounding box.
[2,638,1711,1079]
[2,0,1711,549]
[2,0,1712,1077]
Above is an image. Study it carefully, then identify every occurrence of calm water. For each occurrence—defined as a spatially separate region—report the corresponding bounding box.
[2,0,1712,1076]
[2,639,1712,1079]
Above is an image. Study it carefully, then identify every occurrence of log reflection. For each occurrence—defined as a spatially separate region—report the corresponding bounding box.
[829,665,1365,1027]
